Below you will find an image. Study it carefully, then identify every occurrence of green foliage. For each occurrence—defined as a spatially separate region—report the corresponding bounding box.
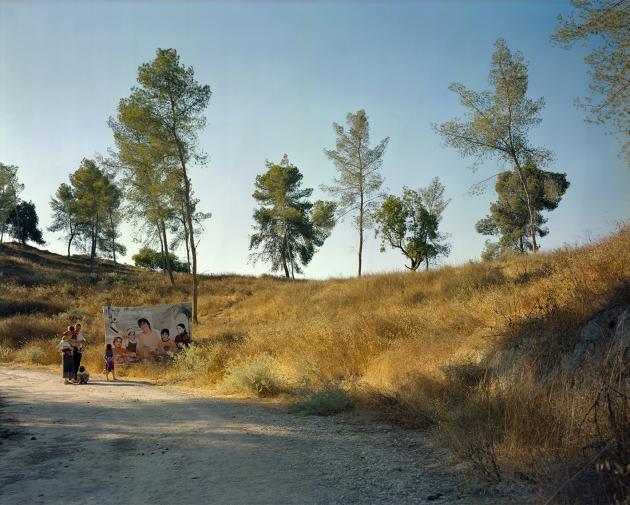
[48,183,80,256]
[66,158,124,264]
[132,246,189,273]
[290,379,353,416]
[434,38,564,252]
[249,155,336,278]
[323,109,389,276]
[374,179,450,271]
[109,48,212,317]
[0,163,23,244]
[553,0,630,165]
[6,201,45,245]
[476,161,570,255]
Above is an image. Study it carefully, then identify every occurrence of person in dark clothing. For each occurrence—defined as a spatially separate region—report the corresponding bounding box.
[58,330,75,384]
[70,323,86,380]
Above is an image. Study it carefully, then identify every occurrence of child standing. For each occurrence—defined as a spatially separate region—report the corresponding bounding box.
[104,343,116,381]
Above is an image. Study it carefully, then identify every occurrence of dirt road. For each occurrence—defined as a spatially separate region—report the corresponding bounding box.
[0,368,480,505]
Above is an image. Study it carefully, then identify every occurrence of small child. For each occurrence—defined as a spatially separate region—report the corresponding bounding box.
[104,343,116,381]
[76,365,90,384]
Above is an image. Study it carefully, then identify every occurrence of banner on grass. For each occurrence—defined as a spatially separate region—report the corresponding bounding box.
[102,302,192,363]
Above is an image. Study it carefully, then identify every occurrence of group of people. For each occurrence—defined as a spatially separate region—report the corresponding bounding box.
[58,323,89,385]
[59,318,193,383]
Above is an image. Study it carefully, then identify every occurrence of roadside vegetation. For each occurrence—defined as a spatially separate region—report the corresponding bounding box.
[1,224,628,503]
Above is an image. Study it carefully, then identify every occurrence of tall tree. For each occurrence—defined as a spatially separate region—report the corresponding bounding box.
[374,186,450,271]
[417,177,451,269]
[323,109,389,277]
[70,159,123,269]
[249,155,336,278]
[553,0,630,165]
[6,201,44,246]
[48,183,81,257]
[99,180,127,265]
[132,247,189,273]
[109,48,211,321]
[476,161,570,256]
[434,38,556,253]
[0,163,24,245]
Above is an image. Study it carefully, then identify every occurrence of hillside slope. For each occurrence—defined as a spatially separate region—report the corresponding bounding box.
[1,229,629,503]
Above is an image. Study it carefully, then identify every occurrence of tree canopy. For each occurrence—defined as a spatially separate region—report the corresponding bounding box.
[249,155,336,278]
[323,109,389,276]
[109,48,211,321]
[374,181,450,271]
[6,200,45,246]
[434,38,565,253]
[476,161,570,258]
[553,0,630,166]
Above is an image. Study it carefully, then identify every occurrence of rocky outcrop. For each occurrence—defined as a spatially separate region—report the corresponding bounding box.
[569,306,630,371]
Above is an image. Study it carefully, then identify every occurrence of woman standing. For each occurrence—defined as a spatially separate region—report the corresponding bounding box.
[70,323,86,380]
[58,329,75,384]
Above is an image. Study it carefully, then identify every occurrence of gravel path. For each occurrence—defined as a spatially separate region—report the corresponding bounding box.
[0,367,483,505]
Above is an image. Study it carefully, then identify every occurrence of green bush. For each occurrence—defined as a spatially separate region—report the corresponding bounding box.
[219,353,284,397]
[290,378,353,415]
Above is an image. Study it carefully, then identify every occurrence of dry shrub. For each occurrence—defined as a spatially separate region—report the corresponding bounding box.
[169,342,231,385]
[1,227,629,501]
[14,339,59,365]
[0,299,65,317]
[218,353,286,397]
[0,315,60,347]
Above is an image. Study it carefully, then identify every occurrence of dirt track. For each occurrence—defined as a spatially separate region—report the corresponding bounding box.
[0,368,485,505]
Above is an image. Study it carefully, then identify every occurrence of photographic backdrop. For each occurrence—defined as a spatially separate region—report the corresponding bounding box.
[102,302,192,363]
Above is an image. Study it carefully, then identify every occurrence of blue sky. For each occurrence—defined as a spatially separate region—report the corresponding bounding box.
[1,0,628,278]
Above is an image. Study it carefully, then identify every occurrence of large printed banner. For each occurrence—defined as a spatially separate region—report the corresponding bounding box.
[103,302,192,363]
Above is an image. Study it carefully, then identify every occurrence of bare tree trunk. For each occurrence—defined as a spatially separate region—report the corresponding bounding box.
[1,222,5,245]
[159,217,175,287]
[358,194,364,277]
[181,211,191,273]
[513,164,538,253]
[170,101,199,322]
[109,213,117,265]
[282,230,291,279]
[90,219,97,271]
[425,257,429,271]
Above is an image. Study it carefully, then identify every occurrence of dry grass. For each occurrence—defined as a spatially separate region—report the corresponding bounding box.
[1,228,629,503]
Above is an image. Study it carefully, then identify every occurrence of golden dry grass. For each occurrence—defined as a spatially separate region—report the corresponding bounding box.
[1,228,629,503]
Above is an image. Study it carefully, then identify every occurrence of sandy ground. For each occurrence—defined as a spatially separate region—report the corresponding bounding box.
[0,367,491,505]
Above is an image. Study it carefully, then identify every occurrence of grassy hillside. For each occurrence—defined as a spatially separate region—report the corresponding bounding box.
[1,229,629,503]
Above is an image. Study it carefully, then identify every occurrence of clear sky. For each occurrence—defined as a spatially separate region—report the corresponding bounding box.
[1,0,628,278]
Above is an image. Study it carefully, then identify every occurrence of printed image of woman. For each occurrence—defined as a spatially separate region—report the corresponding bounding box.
[137,318,160,357]
[174,323,191,349]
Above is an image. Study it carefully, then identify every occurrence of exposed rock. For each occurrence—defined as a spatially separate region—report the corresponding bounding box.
[569,306,629,371]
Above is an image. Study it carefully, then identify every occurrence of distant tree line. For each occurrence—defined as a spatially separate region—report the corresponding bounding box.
[1,0,626,304]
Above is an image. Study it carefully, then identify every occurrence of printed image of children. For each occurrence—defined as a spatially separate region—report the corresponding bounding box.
[157,329,174,355]
[125,329,140,363]
[112,336,126,364]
